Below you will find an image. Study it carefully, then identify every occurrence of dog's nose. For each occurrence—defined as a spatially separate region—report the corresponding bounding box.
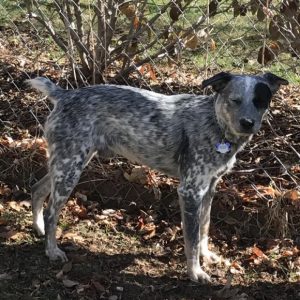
[239,118,255,129]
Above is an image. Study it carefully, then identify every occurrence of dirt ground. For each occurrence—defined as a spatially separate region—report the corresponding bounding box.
[0,27,300,300]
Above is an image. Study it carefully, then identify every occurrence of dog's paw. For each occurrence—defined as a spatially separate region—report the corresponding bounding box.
[46,246,68,262]
[202,250,231,267]
[188,267,211,283]
[187,259,211,284]
[202,250,222,265]
[33,218,45,236]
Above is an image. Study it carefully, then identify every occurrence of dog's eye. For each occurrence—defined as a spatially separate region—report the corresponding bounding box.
[231,98,242,104]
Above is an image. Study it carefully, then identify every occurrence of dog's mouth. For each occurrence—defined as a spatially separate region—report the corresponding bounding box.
[238,127,259,136]
[231,126,258,137]
[220,119,259,140]
[238,129,255,136]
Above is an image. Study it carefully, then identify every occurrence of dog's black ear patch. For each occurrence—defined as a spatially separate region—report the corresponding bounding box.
[262,72,288,94]
[201,72,232,92]
[253,82,272,109]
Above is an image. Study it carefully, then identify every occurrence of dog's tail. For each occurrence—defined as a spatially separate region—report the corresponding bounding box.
[26,77,63,104]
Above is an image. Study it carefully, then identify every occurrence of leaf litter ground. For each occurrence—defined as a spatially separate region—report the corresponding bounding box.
[0,28,300,300]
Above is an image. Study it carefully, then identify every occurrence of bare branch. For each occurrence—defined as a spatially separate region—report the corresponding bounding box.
[29,0,68,53]
[114,11,211,80]
[72,0,85,40]
[53,0,92,67]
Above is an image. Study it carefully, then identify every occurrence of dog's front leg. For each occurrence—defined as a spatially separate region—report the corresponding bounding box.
[178,183,211,283]
[199,176,221,264]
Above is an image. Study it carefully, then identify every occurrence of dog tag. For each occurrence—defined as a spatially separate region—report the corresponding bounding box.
[216,142,231,154]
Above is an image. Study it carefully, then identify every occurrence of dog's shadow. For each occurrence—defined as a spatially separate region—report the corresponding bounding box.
[0,241,299,300]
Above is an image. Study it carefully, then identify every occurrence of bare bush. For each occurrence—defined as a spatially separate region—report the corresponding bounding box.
[22,0,238,83]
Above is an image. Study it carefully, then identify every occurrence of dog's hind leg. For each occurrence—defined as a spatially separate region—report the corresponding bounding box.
[44,148,93,262]
[32,150,96,238]
[32,174,51,236]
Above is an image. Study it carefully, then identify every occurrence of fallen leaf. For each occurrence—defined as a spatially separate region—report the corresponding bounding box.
[62,232,84,242]
[257,7,265,21]
[0,186,11,197]
[252,246,264,257]
[185,33,198,49]
[62,279,79,288]
[209,0,218,16]
[31,278,40,288]
[0,218,8,225]
[0,273,13,280]
[33,137,45,146]
[284,190,300,202]
[124,166,148,185]
[91,279,105,292]
[269,18,280,39]
[257,46,275,64]
[9,231,26,241]
[141,223,156,240]
[102,209,116,216]
[0,230,19,240]
[8,201,21,212]
[282,250,294,257]
[95,214,108,222]
[19,200,31,209]
[67,253,87,263]
[62,261,73,273]
[76,284,89,293]
[72,205,87,219]
[137,216,145,230]
[164,226,179,242]
[119,2,136,18]
[56,227,63,239]
[210,38,216,51]
[252,246,268,260]
[223,216,239,225]
[265,239,280,253]
[235,293,249,300]
[258,185,280,198]
[148,64,157,82]
[291,165,300,173]
[4,135,14,146]
[170,2,182,21]
[56,270,64,279]
[230,261,244,274]
[216,274,238,298]
[143,228,156,240]
[133,16,139,29]
[75,192,87,202]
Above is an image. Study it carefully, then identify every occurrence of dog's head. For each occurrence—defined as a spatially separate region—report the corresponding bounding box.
[202,72,288,137]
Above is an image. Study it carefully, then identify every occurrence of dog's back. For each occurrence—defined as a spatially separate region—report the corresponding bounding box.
[27,78,216,176]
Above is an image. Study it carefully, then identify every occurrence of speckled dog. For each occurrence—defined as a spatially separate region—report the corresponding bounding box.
[28,72,288,283]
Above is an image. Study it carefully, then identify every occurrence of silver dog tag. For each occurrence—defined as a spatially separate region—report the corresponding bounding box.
[216,142,231,154]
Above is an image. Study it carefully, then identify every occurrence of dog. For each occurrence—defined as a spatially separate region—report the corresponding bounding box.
[28,72,288,283]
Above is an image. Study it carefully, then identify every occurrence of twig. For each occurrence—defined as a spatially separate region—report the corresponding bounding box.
[53,1,92,69]
[29,1,68,53]
[114,12,208,80]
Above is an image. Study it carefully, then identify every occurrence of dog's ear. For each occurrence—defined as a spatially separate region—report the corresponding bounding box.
[261,73,288,94]
[201,72,232,92]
